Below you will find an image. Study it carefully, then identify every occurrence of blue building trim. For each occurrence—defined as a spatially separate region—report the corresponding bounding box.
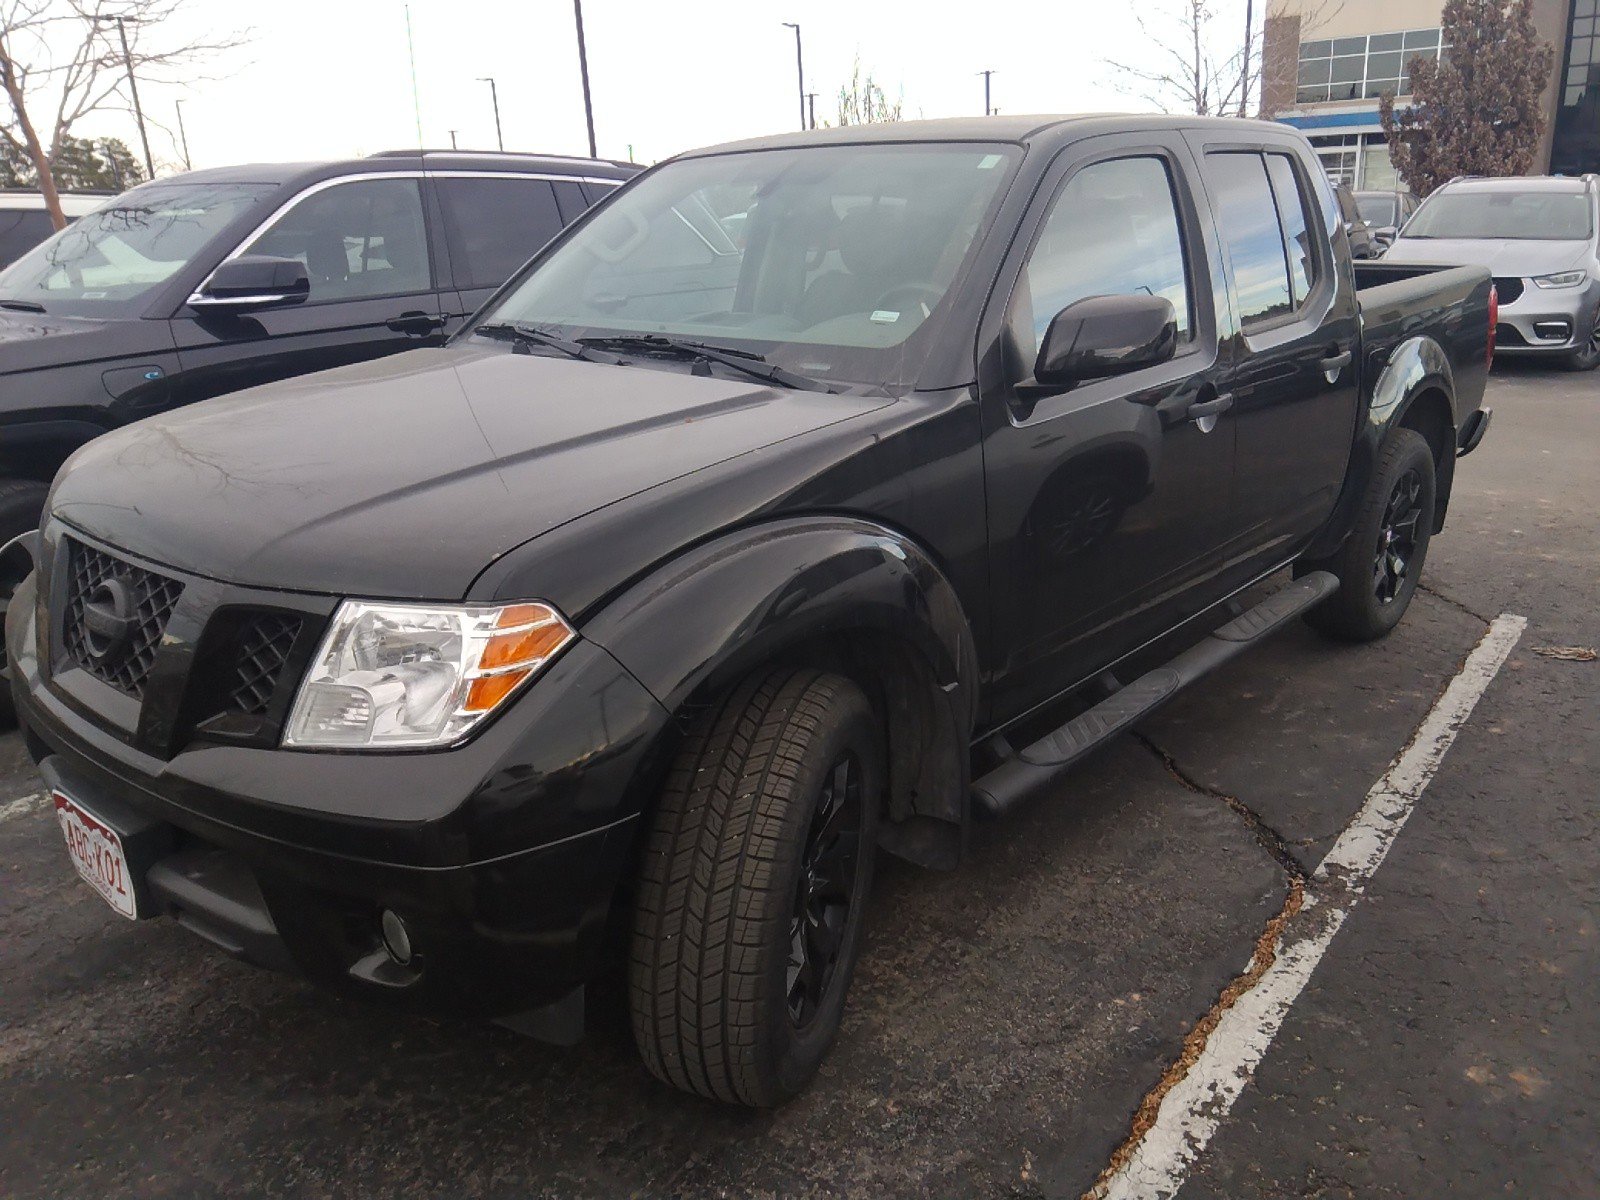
[1275,110,1385,131]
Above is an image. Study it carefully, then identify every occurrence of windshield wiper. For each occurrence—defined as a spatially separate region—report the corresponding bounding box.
[0,299,46,313]
[474,321,621,365]
[578,334,836,393]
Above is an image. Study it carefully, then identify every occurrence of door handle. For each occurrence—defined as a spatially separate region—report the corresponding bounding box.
[1320,348,1353,381]
[1186,392,1234,423]
[387,311,447,335]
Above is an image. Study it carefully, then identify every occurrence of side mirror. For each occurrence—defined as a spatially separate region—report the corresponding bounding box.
[190,255,310,311]
[1035,294,1178,386]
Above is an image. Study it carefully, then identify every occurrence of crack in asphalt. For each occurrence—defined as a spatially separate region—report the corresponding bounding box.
[1417,581,1493,624]
[1133,732,1311,882]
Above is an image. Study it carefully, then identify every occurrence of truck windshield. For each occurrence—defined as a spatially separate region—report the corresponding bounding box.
[1402,190,1594,241]
[0,181,274,316]
[472,142,1020,388]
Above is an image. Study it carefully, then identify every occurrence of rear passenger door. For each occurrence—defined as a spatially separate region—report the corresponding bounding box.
[1190,141,1360,572]
[432,174,592,322]
[170,174,450,405]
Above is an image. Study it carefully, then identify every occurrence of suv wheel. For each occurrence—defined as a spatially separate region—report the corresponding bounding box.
[0,480,48,729]
[1562,309,1600,371]
[1297,428,1436,643]
[630,668,881,1106]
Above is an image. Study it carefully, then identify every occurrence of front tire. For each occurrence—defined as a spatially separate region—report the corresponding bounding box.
[629,668,881,1107]
[1561,309,1600,371]
[0,480,49,730]
[1298,428,1436,643]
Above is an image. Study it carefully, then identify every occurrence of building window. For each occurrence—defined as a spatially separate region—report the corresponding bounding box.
[1553,0,1600,173]
[1308,133,1395,190]
[1296,28,1446,104]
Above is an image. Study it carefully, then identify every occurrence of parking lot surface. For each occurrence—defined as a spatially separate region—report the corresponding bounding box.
[1,363,1594,1199]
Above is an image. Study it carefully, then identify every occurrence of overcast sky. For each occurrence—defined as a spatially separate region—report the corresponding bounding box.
[66,0,1257,172]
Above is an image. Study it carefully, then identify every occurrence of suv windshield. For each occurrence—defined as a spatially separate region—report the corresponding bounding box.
[1402,189,1595,241]
[1355,195,1397,227]
[0,181,275,316]
[472,143,1020,388]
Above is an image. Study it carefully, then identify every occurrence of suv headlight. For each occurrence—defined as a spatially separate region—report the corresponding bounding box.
[1533,270,1588,290]
[284,600,574,750]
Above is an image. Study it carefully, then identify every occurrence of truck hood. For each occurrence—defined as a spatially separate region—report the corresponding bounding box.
[0,309,167,375]
[1383,237,1591,277]
[51,344,886,600]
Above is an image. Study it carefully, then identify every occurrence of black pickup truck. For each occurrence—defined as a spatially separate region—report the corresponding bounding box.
[7,116,1493,1107]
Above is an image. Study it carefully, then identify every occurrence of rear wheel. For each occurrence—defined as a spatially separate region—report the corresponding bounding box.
[629,668,881,1106]
[1298,428,1435,643]
[0,480,49,729]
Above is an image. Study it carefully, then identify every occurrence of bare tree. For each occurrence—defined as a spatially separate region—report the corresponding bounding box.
[1109,0,1339,118]
[835,56,903,126]
[1380,0,1553,195]
[0,0,245,230]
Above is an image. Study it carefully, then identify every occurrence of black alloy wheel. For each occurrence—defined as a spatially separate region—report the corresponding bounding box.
[1373,468,1424,605]
[787,752,865,1028]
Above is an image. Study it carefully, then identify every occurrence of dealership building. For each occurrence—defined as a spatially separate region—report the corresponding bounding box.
[1262,0,1600,188]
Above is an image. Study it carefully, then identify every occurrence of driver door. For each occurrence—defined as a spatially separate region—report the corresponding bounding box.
[978,134,1239,724]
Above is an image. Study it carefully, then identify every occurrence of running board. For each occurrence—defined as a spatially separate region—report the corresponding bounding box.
[971,571,1339,817]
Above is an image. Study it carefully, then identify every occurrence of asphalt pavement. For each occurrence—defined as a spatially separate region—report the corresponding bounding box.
[0,361,1593,1199]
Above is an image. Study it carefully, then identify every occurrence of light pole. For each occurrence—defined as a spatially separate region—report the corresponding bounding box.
[1240,0,1254,117]
[805,91,817,130]
[477,77,504,150]
[91,14,155,179]
[174,99,191,170]
[781,22,804,131]
[573,0,598,158]
[979,69,995,116]
[448,129,458,149]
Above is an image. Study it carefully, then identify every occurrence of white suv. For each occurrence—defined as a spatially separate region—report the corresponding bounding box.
[1383,174,1600,371]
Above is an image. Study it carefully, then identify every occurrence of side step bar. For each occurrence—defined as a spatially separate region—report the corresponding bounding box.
[971,571,1338,817]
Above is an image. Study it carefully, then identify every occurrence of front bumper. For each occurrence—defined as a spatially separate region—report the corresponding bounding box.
[8,556,672,1024]
[1494,279,1600,354]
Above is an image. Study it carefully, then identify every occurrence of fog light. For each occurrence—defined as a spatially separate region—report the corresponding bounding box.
[380,909,413,965]
[1533,320,1571,341]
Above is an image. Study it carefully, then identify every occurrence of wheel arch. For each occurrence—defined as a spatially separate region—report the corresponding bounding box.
[582,516,981,869]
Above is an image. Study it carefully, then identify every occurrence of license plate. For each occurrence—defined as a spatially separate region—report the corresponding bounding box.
[53,790,139,920]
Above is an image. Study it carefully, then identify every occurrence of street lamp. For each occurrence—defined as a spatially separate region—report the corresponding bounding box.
[477,77,504,151]
[979,69,995,116]
[781,22,805,131]
[90,13,155,179]
[174,99,191,171]
[573,0,598,158]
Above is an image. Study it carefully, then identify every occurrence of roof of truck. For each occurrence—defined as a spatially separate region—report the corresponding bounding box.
[682,114,1297,158]
[119,151,639,190]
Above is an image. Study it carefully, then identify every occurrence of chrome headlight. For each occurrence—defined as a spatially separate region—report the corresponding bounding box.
[1532,270,1588,290]
[284,600,574,750]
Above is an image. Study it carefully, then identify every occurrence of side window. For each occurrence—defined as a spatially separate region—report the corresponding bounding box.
[436,177,565,290]
[1264,153,1320,306]
[0,210,58,267]
[243,178,430,302]
[1205,152,1293,329]
[552,180,590,225]
[1015,155,1193,363]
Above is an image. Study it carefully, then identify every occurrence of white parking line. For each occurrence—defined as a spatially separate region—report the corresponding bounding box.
[0,790,47,824]
[1094,613,1527,1200]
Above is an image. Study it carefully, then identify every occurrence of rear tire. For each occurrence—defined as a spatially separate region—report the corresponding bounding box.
[0,480,49,730]
[1298,428,1435,643]
[629,668,881,1107]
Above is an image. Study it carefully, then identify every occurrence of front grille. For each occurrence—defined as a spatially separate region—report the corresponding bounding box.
[227,613,304,715]
[61,538,184,699]
[1493,276,1525,305]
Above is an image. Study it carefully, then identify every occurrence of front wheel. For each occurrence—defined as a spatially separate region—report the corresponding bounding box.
[629,668,881,1106]
[0,480,49,729]
[1298,428,1436,643]
[1561,309,1600,371]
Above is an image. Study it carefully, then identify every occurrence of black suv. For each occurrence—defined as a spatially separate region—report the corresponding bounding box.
[0,150,639,664]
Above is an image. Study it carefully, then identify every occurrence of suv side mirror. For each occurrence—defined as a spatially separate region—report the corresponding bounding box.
[1035,294,1178,386]
[190,255,310,311]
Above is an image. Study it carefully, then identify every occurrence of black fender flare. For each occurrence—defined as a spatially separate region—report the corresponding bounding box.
[581,516,981,866]
[1305,335,1456,560]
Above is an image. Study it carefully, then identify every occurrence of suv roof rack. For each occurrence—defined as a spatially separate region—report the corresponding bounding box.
[366,148,635,169]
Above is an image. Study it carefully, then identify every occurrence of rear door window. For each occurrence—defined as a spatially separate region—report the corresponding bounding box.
[1263,154,1320,307]
[436,176,566,290]
[1204,152,1294,329]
